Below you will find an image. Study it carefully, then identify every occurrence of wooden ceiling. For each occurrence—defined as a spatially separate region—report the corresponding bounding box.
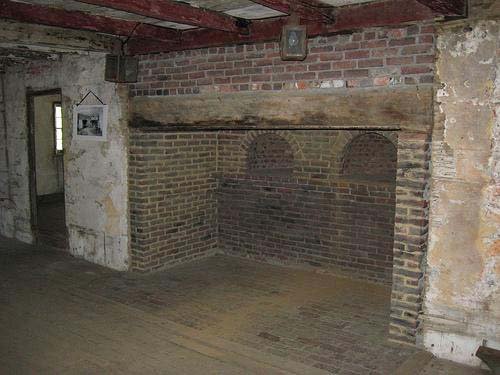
[0,0,466,64]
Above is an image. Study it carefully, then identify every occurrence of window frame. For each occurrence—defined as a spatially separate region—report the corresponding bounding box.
[53,102,63,155]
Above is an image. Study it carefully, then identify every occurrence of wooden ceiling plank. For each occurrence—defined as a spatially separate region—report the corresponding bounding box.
[74,0,249,34]
[416,0,466,16]
[249,0,335,21]
[0,0,180,44]
[128,0,439,55]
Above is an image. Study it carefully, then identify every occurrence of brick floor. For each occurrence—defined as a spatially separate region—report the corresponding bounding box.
[0,238,489,374]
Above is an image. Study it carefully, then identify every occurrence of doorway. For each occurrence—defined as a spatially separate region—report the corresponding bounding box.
[27,89,68,250]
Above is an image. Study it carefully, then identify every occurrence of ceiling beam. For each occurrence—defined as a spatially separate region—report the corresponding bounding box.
[415,0,466,16]
[127,0,438,55]
[249,0,335,21]
[74,0,249,34]
[0,20,119,53]
[0,0,180,44]
[0,47,60,66]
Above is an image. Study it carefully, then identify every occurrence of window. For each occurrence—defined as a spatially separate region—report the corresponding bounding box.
[54,103,63,153]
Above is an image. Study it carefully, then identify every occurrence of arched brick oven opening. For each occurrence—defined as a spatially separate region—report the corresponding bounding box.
[247,133,294,177]
[342,132,397,182]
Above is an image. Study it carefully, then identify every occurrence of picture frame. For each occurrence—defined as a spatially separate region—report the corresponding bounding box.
[280,24,308,61]
[73,104,108,141]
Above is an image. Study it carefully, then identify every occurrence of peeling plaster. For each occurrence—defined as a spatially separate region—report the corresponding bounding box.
[424,20,500,367]
[447,23,493,57]
[0,54,129,271]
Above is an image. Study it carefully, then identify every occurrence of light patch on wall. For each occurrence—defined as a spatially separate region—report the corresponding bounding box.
[423,331,498,368]
[447,22,493,57]
[431,141,456,179]
[103,195,119,236]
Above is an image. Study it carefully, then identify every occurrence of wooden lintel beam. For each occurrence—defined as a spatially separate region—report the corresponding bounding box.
[0,0,180,44]
[250,0,335,21]
[415,0,466,16]
[74,0,249,34]
[0,20,119,53]
[127,0,438,55]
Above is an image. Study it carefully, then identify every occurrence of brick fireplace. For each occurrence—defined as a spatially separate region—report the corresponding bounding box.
[129,85,432,346]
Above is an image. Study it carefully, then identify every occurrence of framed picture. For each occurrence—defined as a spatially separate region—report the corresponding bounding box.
[73,104,108,141]
[280,25,308,61]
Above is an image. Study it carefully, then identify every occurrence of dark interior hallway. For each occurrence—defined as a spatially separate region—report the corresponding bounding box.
[36,193,67,251]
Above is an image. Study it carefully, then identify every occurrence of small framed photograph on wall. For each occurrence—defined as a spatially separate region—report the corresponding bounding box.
[73,105,108,141]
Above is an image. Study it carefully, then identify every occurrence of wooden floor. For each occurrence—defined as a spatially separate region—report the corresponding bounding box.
[0,237,490,374]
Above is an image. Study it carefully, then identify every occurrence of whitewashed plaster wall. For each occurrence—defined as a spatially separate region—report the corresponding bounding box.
[0,54,130,270]
[423,20,500,367]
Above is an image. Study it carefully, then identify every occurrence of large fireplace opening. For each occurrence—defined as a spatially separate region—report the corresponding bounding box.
[129,88,432,347]
[218,130,397,285]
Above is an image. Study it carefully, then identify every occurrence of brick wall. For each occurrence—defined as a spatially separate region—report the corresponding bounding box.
[129,129,398,282]
[217,130,397,284]
[129,131,218,271]
[218,178,396,283]
[390,132,431,344]
[130,24,435,97]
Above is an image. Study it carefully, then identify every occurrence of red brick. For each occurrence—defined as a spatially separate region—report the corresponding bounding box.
[273,73,294,81]
[295,72,316,80]
[244,67,262,75]
[206,70,224,77]
[374,76,391,86]
[420,25,435,34]
[310,45,334,53]
[361,40,387,49]
[389,37,416,46]
[308,62,332,71]
[358,59,384,68]
[318,71,342,79]
[189,72,205,79]
[332,61,356,69]
[386,57,414,65]
[364,31,377,40]
[254,59,274,67]
[387,28,406,39]
[231,76,250,84]
[416,55,435,64]
[344,69,369,78]
[401,45,433,55]
[234,60,252,68]
[371,48,400,57]
[418,35,434,44]
[225,68,242,76]
[214,77,231,84]
[319,52,343,61]
[251,74,272,82]
[345,50,370,59]
[419,75,434,84]
[401,65,433,75]
[286,65,307,72]
[336,42,360,51]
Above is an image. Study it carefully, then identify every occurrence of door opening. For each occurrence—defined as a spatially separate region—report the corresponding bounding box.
[27,89,68,250]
